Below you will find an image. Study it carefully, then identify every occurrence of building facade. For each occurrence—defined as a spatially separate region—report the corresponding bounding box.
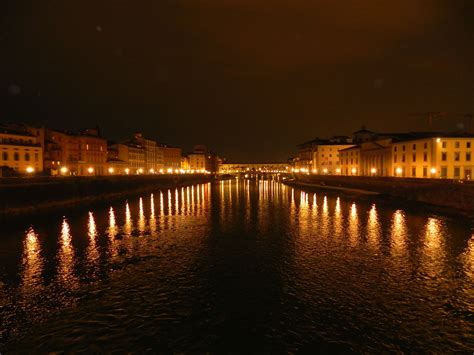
[0,128,44,174]
[45,128,107,176]
[391,136,474,179]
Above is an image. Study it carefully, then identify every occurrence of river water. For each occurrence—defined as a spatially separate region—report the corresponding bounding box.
[0,179,473,352]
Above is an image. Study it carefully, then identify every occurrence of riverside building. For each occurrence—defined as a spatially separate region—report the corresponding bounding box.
[0,127,44,175]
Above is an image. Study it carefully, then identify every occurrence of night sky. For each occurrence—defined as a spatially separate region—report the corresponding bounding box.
[1,0,473,162]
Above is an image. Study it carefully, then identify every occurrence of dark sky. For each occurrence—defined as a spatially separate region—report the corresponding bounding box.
[1,0,473,162]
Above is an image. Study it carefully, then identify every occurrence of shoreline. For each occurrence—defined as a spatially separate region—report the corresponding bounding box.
[0,175,212,219]
[283,176,474,219]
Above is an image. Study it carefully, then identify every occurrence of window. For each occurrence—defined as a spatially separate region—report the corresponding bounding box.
[424,142,428,149]
[467,153,471,162]
[442,152,447,161]
[14,152,19,161]
[442,142,447,148]
[25,153,30,161]
[402,155,405,162]
[467,142,471,148]
[441,167,448,178]
[2,152,7,160]
[402,145,406,151]
[394,146,397,152]
[454,152,460,161]
[413,144,416,150]
[454,167,461,179]
[423,153,428,162]
[455,141,460,148]
[423,167,427,177]
[412,153,416,162]
[412,167,416,177]
[454,167,460,178]
[35,153,39,162]
[394,155,397,163]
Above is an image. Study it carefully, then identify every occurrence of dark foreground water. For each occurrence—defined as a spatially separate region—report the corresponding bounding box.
[0,179,473,352]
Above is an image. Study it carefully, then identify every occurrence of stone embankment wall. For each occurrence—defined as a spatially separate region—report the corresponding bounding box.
[0,175,212,216]
[290,175,474,216]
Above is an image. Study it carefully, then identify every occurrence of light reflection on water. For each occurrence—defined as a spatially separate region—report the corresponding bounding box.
[0,180,473,352]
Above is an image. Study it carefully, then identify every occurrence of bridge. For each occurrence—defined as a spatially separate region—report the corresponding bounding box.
[218,163,290,179]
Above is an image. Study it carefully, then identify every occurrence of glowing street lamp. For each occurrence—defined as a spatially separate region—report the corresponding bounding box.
[26,166,35,174]
[138,168,144,174]
[167,168,173,174]
[351,168,357,175]
[395,167,403,176]
[87,167,94,174]
[335,168,341,174]
[149,168,155,174]
[125,168,130,174]
[60,166,69,175]
[370,167,377,174]
[430,167,437,175]
[108,167,115,174]
[323,168,328,174]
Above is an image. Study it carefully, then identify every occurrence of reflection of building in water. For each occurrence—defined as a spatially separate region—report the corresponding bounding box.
[348,203,359,246]
[333,197,343,237]
[125,202,133,235]
[367,204,381,250]
[463,235,474,282]
[57,218,78,288]
[422,217,446,278]
[150,194,157,234]
[86,212,100,271]
[390,210,407,257]
[108,207,119,257]
[21,227,44,294]
[138,197,146,233]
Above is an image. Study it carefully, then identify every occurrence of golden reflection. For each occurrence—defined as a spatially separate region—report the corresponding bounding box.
[21,227,44,293]
[367,204,381,250]
[422,217,446,278]
[160,191,165,217]
[150,194,157,234]
[175,188,179,215]
[186,186,191,215]
[86,212,100,267]
[333,197,343,237]
[168,189,172,216]
[108,207,118,257]
[348,203,359,246]
[390,210,407,256]
[298,191,310,236]
[58,218,77,287]
[463,234,474,282]
[321,196,329,236]
[138,197,146,233]
[181,187,185,215]
[125,202,133,235]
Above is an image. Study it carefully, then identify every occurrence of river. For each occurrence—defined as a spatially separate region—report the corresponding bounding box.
[0,179,473,352]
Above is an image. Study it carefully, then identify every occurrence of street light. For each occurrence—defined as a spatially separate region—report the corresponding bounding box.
[125,168,130,174]
[87,167,94,174]
[430,167,437,175]
[26,166,35,174]
[60,166,69,175]
[351,168,357,175]
[108,167,115,174]
[396,167,403,175]
[370,167,377,174]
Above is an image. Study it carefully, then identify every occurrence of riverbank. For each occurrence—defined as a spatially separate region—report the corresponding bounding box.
[0,175,212,218]
[284,175,474,217]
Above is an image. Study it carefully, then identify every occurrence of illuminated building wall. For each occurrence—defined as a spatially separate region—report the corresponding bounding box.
[0,130,44,174]
[391,136,474,179]
[45,129,107,176]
